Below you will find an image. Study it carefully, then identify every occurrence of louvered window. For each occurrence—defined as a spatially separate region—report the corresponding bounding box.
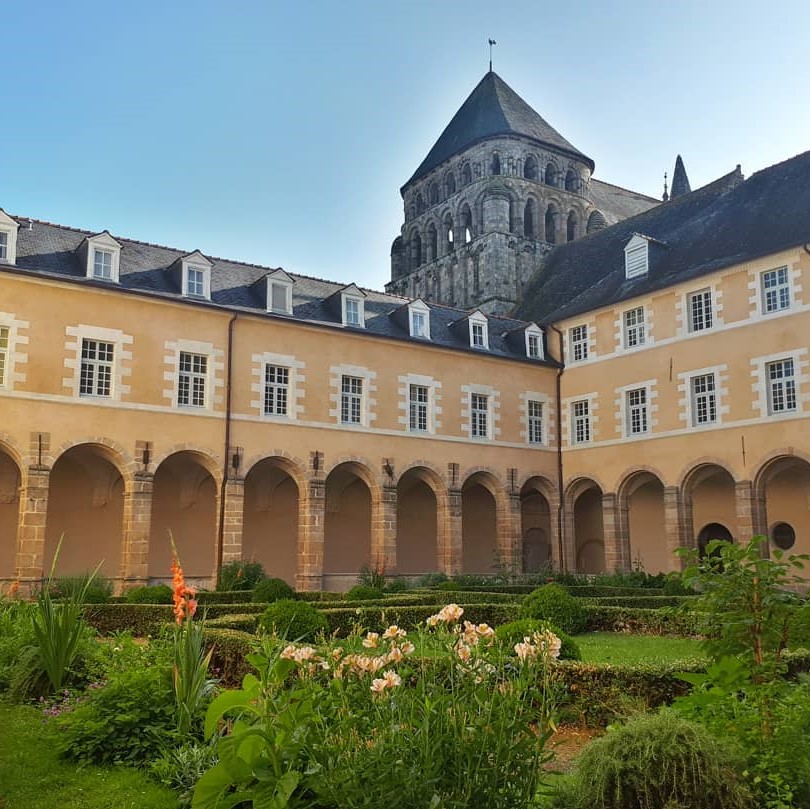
[625,242,648,278]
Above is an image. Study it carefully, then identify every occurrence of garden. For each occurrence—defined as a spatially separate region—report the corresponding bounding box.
[2,536,810,808]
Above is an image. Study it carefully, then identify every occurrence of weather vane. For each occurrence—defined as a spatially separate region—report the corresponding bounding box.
[488,38,497,72]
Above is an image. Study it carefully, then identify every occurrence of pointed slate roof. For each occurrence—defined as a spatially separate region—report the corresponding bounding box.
[403,72,594,190]
[670,155,691,199]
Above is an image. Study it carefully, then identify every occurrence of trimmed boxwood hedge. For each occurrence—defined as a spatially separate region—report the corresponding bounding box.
[206,613,259,633]
[584,595,697,609]
[565,585,665,598]
[585,606,703,636]
[202,628,255,687]
[196,590,253,605]
[83,603,266,635]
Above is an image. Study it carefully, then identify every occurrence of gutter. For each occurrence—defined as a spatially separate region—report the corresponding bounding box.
[216,312,238,581]
[547,324,567,572]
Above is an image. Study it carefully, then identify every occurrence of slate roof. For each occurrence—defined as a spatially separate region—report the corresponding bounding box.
[588,179,660,226]
[515,149,810,324]
[4,217,553,366]
[404,72,594,190]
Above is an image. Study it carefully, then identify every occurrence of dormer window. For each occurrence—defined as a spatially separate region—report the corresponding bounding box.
[0,210,19,265]
[81,231,122,283]
[468,311,489,349]
[624,234,649,279]
[408,299,431,340]
[524,324,544,359]
[265,269,294,314]
[174,251,212,300]
[186,266,206,297]
[340,284,366,327]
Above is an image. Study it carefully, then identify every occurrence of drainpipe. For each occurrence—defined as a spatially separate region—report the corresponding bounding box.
[216,313,238,581]
[547,324,567,572]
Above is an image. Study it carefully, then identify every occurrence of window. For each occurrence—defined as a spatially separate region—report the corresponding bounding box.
[767,358,796,414]
[343,296,364,327]
[626,388,649,435]
[186,267,206,297]
[471,393,489,438]
[691,373,717,425]
[771,522,796,550]
[0,232,6,261]
[178,352,207,408]
[471,322,485,348]
[411,310,428,339]
[270,281,291,313]
[570,324,588,362]
[341,375,363,424]
[264,365,289,416]
[79,339,114,397]
[623,306,646,348]
[527,332,542,359]
[527,400,543,444]
[93,249,113,280]
[761,267,790,313]
[0,326,8,385]
[571,400,590,444]
[688,289,713,332]
[409,384,429,432]
[624,236,648,278]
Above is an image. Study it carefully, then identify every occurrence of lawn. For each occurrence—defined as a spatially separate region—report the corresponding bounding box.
[0,703,176,809]
[574,632,707,666]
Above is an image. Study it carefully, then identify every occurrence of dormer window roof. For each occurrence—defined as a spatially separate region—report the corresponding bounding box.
[264,268,294,314]
[0,210,20,265]
[408,299,431,340]
[169,250,213,300]
[468,310,489,350]
[337,283,366,328]
[80,231,122,283]
[524,323,544,359]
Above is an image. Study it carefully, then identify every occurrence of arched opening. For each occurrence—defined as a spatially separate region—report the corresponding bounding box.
[426,222,438,263]
[565,169,578,192]
[570,480,605,573]
[520,479,552,573]
[416,193,425,215]
[544,162,556,186]
[443,213,455,253]
[491,153,501,175]
[242,458,300,586]
[756,455,810,556]
[524,199,536,238]
[566,210,578,242]
[683,463,737,552]
[429,183,440,206]
[462,472,501,574]
[149,451,217,580]
[0,448,21,579]
[410,232,422,269]
[444,172,456,197]
[587,209,607,234]
[45,444,125,578]
[620,471,668,572]
[396,468,440,574]
[461,163,472,186]
[524,156,538,180]
[459,204,473,243]
[544,204,558,244]
[324,463,373,580]
[697,522,733,557]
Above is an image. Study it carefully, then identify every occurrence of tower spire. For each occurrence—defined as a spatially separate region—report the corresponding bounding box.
[662,171,669,202]
[670,155,691,199]
[488,38,496,72]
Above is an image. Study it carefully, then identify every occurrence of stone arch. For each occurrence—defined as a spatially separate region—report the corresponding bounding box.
[544,161,558,186]
[680,461,737,549]
[461,163,472,186]
[565,168,578,192]
[520,476,555,573]
[491,152,501,175]
[0,443,21,581]
[544,203,559,244]
[149,450,219,580]
[45,442,128,578]
[753,451,810,556]
[409,228,423,270]
[565,477,605,574]
[696,522,733,557]
[587,209,608,233]
[426,221,438,262]
[152,443,222,485]
[442,211,455,254]
[524,155,539,180]
[416,192,425,215]
[566,210,578,242]
[444,171,456,198]
[617,469,669,573]
[396,464,448,575]
[461,469,508,575]
[49,436,135,483]
[429,182,440,207]
[0,433,25,471]
[458,202,473,243]
[524,197,537,238]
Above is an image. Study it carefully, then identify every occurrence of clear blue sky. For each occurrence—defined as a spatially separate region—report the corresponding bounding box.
[5,0,809,290]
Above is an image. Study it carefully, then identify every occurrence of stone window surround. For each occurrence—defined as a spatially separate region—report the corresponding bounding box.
[614,379,659,439]
[162,338,224,411]
[461,382,501,440]
[329,363,377,427]
[615,302,653,352]
[63,324,132,401]
[677,364,729,429]
[561,391,599,447]
[750,348,809,419]
[520,390,553,446]
[251,351,306,419]
[748,262,803,319]
[397,372,442,434]
[0,311,29,390]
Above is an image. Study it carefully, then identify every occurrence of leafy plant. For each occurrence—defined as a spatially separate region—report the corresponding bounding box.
[416,571,449,588]
[259,598,328,641]
[216,560,266,592]
[125,584,173,604]
[50,573,112,604]
[344,584,384,601]
[174,617,218,735]
[251,576,295,603]
[522,583,588,634]
[495,618,581,660]
[356,563,386,590]
[150,739,218,808]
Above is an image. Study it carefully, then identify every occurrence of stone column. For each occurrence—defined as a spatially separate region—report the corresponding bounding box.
[735,479,766,544]
[376,484,398,574]
[445,489,463,575]
[562,499,576,573]
[663,486,687,570]
[15,466,50,590]
[296,478,324,592]
[221,477,245,565]
[602,492,628,572]
[499,493,522,575]
[119,471,154,589]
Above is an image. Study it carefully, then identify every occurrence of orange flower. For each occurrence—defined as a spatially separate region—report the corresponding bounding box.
[8,580,20,598]
[171,556,197,625]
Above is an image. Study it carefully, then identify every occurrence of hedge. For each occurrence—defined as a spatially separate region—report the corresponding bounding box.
[206,613,260,633]
[196,590,253,605]
[565,585,665,598]
[83,603,265,635]
[585,606,703,636]
[583,595,697,610]
[202,628,255,687]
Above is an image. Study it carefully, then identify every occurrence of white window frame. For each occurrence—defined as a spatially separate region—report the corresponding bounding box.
[268,280,293,314]
[571,399,591,444]
[408,383,430,432]
[766,358,797,415]
[340,375,364,424]
[760,266,791,314]
[92,248,114,280]
[79,338,114,398]
[468,311,489,350]
[342,294,365,327]
[470,392,490,439]
[690,373,717,426]
[183,263,211,299]
[178,351,209,409]
[623,306,646,349]
[624,234,649,279]
[84,233,122,283]
[525,324,544,359]
[625,387,649,436]
[0,232,8,262]
[688,288,713,332]
[263,364,290,416]
[569,324,588,362]
[0,210,19,264]
[527,399,544,444]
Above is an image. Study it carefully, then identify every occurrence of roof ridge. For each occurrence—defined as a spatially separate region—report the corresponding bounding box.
[589,178,660,202]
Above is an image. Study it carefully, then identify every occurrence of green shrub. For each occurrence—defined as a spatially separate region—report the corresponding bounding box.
[345,585,384,601]
[584,595,695,609]
[436,580,461,592]
[416,571,448,588]
[197,590,253,605]
[522,584,588,634]
[585,605,702,636]
[49,574,113,604]
[560,711,753,809]
[495,619,581,661]
[251,577,295,604]
[258,599,328,641]
[150,738,218,808]
[216,560,266,592]
[565,585,664,598]
[382,577,410,593]
[124,584,173,604]
[202,628,255,687]
[0,600,35,693]
[663,571,696,595]
[356,564,386,590]
[56,666,179,765]
[206,614,259,633]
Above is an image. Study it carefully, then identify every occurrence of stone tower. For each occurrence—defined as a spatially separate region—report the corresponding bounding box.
[386,71,658,314]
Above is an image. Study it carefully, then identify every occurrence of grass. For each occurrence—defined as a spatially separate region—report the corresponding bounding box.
[0,703,177,809]
[574,632,707,666]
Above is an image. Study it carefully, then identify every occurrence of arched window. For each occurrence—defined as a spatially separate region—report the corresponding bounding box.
[416,193,425,215]
[460,204,473,243]
[429,183,440,206]
[445,172,456,197]
[544,163,556,186]
[461,163,472,186]
[545,205,557,244]
[565,169,578,192]
[426,222,438,262]
[524,199,536,238]
[443,213,454,253]
[491,153,501,175]
[524,156,538,180]
[587,210,607,234]
[411,232,423,269]
[567,210,578,242]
